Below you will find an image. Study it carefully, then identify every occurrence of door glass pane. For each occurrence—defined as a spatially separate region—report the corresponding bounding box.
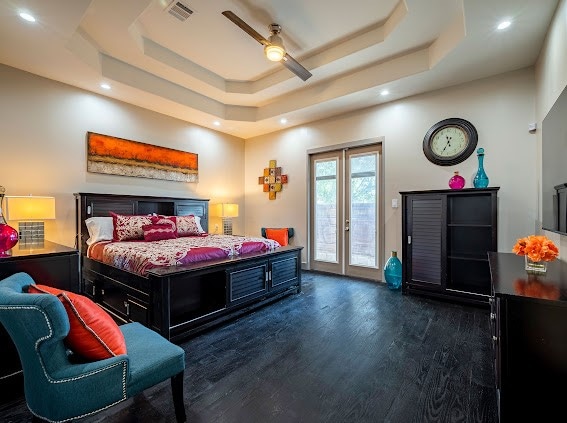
[349,153,377,267]
[315,159,337,262]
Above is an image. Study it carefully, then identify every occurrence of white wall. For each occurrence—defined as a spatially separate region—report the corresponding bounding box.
[245,68,537,268]
[0,61,543,268]
[536,0,567,259]
[0,64,245,247]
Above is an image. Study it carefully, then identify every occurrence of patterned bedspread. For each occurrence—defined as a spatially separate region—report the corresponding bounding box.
[87,234,280,276]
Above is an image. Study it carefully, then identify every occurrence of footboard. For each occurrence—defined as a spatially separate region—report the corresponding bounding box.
[82,247,302,342]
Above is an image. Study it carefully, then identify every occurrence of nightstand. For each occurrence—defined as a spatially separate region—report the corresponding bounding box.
[0,240,79,409]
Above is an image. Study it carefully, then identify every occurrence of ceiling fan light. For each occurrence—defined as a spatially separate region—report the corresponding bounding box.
[265,44,285,61]
[265,33,285,61]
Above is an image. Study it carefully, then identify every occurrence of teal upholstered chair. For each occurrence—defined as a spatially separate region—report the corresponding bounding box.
[0,272,186,422]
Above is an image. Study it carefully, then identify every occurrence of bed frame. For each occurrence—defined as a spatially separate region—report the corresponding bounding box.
[75,193,302,342]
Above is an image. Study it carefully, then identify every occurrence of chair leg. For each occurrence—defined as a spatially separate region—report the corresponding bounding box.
[171,371,186,423]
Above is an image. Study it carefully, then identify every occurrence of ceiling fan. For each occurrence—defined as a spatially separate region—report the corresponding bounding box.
[222,10,312,81]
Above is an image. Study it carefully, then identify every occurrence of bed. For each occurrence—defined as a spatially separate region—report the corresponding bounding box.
[75,192,302,342]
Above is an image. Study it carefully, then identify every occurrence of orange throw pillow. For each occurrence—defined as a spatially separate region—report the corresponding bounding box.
[28,284,126,361]
[265,228,289,246]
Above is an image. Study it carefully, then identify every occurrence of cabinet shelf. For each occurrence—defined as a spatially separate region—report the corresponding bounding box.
[448,223,492,228]
[446,287,490,296]
[448,253,489,261]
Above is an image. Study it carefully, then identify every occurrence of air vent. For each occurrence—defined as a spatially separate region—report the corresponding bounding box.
[167,1,193,21]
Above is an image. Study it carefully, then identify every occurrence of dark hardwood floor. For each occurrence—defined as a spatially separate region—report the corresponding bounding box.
[1,271,498,423]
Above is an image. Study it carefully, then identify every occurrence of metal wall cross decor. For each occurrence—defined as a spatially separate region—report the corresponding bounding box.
[257,160,288,200]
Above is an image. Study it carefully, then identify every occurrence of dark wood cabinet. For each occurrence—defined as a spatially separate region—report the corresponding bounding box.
[0,241,79,409]
[401,187,498,305]
[488,252,567,422]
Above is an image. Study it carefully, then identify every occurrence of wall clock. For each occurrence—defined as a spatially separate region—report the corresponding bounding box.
[422,118,478,166]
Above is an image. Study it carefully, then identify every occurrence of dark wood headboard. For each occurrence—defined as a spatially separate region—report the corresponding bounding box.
[74,192,209,255]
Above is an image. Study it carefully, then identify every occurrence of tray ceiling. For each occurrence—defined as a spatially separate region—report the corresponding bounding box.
[0,0,559,139]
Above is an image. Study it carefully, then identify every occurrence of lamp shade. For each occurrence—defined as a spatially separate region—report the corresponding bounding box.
[5,196,56,220]
[211,203,239,218]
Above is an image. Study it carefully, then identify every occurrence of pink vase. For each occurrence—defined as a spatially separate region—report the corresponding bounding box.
[0,224,18,256]
[448,171,465,190]
[0,187,18,255]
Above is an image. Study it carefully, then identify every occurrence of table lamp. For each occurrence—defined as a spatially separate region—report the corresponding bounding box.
[211,203,238,235]
[5,195,56,245]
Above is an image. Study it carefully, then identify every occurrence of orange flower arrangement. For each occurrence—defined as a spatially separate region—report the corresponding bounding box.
[512,235,559,262]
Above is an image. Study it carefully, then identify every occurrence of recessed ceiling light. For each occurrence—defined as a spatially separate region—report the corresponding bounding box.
[100,83,111,90]
[280,118,288,124]
[380,90,389,96]
[213,121,221,126]
[19,12,36,22]
[497,20,511,30]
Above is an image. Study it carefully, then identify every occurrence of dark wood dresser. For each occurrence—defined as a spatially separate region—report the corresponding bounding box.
[0,241,79,409]
[488,252,567,422]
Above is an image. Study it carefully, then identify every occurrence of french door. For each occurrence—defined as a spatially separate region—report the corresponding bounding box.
[309,144,382,279]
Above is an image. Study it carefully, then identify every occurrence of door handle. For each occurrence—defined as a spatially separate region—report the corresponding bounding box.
[345,219,349,231]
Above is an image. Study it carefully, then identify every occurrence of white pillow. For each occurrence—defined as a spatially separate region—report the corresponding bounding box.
[194,215,205,233]
[85,217,114,245]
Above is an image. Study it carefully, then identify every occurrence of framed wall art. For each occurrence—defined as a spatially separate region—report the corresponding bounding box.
[87,132,198,182]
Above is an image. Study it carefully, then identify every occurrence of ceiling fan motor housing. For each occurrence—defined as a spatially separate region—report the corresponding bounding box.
[268,24,282,35]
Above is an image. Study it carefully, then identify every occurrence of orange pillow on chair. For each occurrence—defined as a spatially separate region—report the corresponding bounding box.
[28,284,126,361]
[265,228,289,246]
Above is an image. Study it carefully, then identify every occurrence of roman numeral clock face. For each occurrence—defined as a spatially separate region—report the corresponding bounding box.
[423,118,478,166]
[431,126,467,158]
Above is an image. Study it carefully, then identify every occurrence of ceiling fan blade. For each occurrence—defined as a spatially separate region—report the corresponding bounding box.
[282,53,312,81]
[222,11,269,46]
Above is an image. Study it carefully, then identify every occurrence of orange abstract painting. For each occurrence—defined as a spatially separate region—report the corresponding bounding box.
[87,132,198,182]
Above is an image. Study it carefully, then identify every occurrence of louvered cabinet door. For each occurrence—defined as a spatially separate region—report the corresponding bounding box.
[404,194,446,291]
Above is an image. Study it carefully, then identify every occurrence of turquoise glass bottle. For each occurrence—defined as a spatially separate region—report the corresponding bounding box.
[473,148,489,188]
[384,250,402,290]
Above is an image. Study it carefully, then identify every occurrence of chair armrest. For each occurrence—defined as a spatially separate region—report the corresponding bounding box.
[28,355,130,421]
[50,354,129,381]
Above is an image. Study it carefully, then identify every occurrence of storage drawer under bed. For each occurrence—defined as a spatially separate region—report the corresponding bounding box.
[83,269,150,325]
[101,280,149,325]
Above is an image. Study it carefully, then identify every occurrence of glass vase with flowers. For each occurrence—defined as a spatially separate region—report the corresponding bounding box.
[512,235,559,274]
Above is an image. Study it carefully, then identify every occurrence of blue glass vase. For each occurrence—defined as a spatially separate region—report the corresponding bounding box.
[384,251,402,290]
[473,148,489,188]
